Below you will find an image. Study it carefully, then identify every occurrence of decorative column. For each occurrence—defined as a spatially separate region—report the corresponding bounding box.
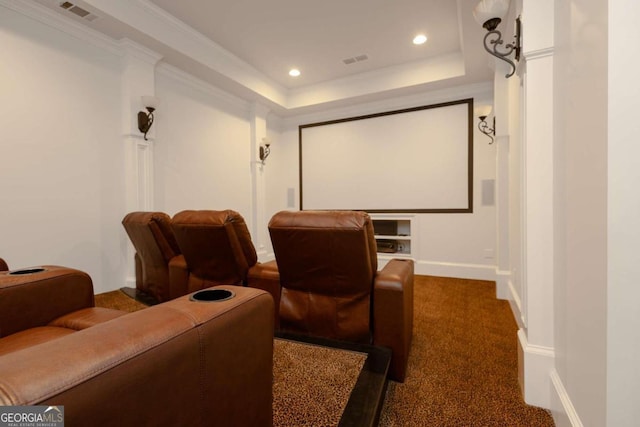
[249,102,271,259]
[120,39,163,286]
[517,0,555,409]
[493,64,512,300]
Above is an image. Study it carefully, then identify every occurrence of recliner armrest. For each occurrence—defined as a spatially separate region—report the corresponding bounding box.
[373,258,414,382]
[247,260,281,328]
[0,266,95,338]
[0,286,274,427]
[168,255,189,300]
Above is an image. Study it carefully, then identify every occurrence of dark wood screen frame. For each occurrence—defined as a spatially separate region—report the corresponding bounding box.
[298,98,474,214]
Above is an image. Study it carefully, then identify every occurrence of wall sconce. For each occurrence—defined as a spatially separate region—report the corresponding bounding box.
[476,105,495,144]
[473,0,521,78]
[138,96,159,140]
[259,137,271,164]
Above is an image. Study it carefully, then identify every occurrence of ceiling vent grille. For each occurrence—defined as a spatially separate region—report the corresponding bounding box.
[342,54,369,65]
[59,2,99,22]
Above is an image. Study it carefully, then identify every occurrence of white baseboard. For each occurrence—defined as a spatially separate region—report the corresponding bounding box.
[259,251,276,263]
[506,278,522,313]
[550,369,584,427]
[518,329,555,409]
[503,278,526,329]
[414,260,496,281]
[125,277,136,288]
[495,269,511,299]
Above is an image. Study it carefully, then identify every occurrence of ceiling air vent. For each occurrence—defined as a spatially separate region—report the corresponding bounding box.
[342,54,369,65]
[59,1,99,22]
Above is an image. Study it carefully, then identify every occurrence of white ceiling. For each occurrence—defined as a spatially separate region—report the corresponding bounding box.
[149,0,463,88]
[33,0,494,115]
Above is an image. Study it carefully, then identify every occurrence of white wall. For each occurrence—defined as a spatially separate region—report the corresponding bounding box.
[153,67,252,220]
[0,5,260,294]
[607,0,640,425]
[265,115,297,215]
[0,6,124,294]
[269,84,498,280]
[551,0,608,424]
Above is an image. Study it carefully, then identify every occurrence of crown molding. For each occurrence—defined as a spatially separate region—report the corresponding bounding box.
[5,0,496,116]
[0,0,122,56]
[119,38,163,65]
[287,53,466,110]
[283,81,492,128]
[83,0,288,106]
[156,63,250,114]
[135,0,227,51]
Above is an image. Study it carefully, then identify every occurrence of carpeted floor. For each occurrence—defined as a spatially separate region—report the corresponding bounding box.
[378,276,554,426]
[272,339,366,426]
[94,291,148,312]
[95,276,555,426]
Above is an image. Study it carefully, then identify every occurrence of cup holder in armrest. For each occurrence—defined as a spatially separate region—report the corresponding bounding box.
[9,267,46,275]
[190,288,235,302]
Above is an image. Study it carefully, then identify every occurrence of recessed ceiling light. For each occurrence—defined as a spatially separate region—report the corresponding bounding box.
[289,68,301,77]
[413,34,427,45]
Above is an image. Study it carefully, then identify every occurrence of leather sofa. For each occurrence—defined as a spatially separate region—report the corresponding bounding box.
[253,210,414,382]
[0,263,274,426]
[0,264,127,354]
[122,211,188,302]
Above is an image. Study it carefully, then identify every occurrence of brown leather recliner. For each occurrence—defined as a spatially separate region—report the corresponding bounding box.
[171,210,278,294]
[0,265,274,426]
[264,210,414,382]
[0,265,127,357]
[122,212,188,302]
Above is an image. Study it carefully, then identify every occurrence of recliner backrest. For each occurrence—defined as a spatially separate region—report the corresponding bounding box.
[268,210,378,342]
[122,212,181,302]
[171,210,257,287]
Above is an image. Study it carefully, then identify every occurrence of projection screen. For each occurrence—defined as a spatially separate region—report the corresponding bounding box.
[299,98,473,213]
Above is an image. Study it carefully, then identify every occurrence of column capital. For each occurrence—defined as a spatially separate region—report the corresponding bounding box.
[119,38,163,66]
[250,102,271,120]
[522,0,554,54]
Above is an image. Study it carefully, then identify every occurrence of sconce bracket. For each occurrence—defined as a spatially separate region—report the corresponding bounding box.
[478,115,496,144]
[482,17,502,31]
[259,143,271,164]
[482,16,521,78]
[137,107,155,140]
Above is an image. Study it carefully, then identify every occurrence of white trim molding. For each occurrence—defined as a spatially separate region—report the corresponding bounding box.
[125,276,136,288]
[156,63,250,114]
[506,277,525,328]
[82,0,288,107]
[523,47,555,61]
[260,251,276,263]
[0,0,121,55]
[495,269,511,299]
[550,369,584,427]
[415,260,496,281]
[517,329,555,409]
[122,135,154,286]
[119,38,163,65]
